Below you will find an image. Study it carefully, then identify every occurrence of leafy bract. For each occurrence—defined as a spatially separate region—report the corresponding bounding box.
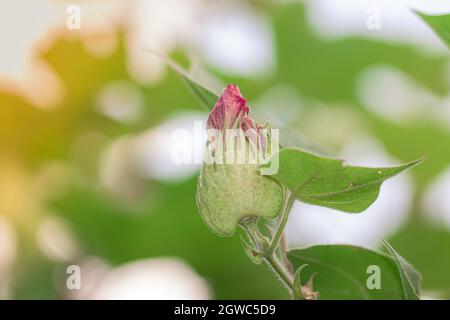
[197,164,284,237]
[268,148,423,212]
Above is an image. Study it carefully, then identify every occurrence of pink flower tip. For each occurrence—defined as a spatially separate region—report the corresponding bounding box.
[207,84,250,130]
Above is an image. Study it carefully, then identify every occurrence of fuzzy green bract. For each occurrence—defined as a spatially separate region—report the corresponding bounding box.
[197,163,283,236]
[268,148,424,213]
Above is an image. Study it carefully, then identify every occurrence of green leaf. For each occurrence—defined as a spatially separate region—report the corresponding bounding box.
[382,239,421,300]
[288,245,422,300]
[179,74,219,111]
[149,49,219,110]
[268,148,424,212]
[416,11,450,48]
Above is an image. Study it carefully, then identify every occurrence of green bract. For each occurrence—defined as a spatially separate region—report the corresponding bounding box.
[196,84,283,236]
[197,163,283,236]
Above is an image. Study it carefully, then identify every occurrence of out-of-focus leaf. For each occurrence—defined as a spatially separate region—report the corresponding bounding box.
[268,148,423,212]
[180,74,219,111]
[288,245,421,299]
[271,4,449,101]
[382,239,421,299]
[151,50,219,110]
[416,12,450,47]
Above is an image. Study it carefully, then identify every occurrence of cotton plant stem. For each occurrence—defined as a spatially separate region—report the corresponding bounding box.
[268,191,296,254]
[242,224,294,293]
[241,191,297,297]
[266,191,296,293]
[264,255,294,291]
[279,233,293,273]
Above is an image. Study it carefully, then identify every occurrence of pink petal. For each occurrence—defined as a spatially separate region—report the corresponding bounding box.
[207,84,249,130]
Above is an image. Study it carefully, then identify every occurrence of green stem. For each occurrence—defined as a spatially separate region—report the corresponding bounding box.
[241,192,295,293]
[240,191,297,297]
[265,255,294,291]
[268,191,296,254]
[242,224,294,294]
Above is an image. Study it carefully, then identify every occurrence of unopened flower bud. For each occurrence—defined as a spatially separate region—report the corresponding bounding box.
[196,84,283,236]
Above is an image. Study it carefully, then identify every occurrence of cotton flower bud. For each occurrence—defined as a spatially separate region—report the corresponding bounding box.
[196,84,283,236]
